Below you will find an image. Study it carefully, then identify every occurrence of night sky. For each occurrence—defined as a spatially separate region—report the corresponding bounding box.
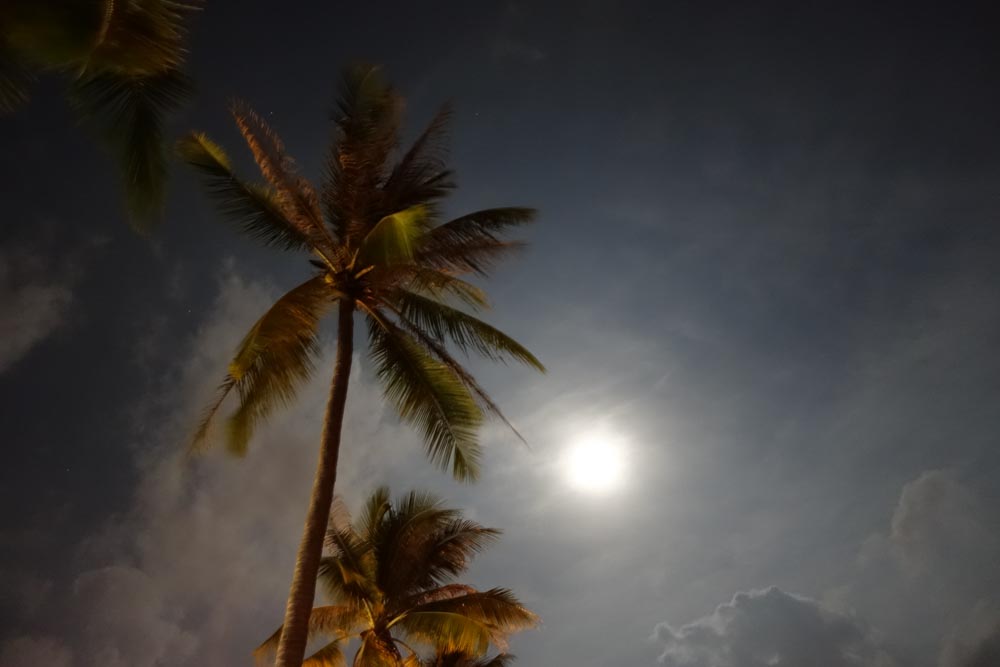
[3,2,1000,666]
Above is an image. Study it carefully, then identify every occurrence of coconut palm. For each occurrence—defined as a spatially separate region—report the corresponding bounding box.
[254,488,537,667]
[0,0,198,229]
[179,65,543,666]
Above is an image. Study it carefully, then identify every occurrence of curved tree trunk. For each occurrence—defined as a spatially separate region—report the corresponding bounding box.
[275,299,355,667]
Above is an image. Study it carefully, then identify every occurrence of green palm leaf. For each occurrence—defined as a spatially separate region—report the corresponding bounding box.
[392,611,495,656]
[191,275,335,454]
[366,314,483,481]
[391,291,543,370]
[68,67,194,230]
[419,208,536,276]
[254,606,357,665]
[406,589,538,635]
[177,132,312,251]
[357,205,430,268]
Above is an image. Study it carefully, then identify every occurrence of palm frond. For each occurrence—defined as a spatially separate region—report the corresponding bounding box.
[0,44,33,112]
[419,209,535,276]
[366,312,483,481]
[321,515,378,608]
[177,132,313,251]
[393,611,495,657]
[324,64,401,243]
[425,651,516,667]
[384,313,524,443]
[397,589,536,656]
[407,589,537,634]
[382,104,455,215]
[190,275,335,454]
[81,0,199,76]
[254,607,357,665]
[229,100,335,251]
[391,290,543,370]
[394,267,489,310]
[372,491,461,599]
[357,205,430,268]
[303,640,348,667]
[68,67,194,229]
[409,522,501,591]
[355,631,402,667]
[358,485,392,542]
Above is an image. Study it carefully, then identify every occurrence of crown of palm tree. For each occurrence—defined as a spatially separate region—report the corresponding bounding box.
[1,0,199,228]
[179,65,543,481]
[255,488,538,667]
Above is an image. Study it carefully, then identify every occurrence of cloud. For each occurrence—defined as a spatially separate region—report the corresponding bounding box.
[653,587,895,667]
[951,626,1000,667]
[0,636,73,667]
[831,470,1000,666]
[0,246,75,373]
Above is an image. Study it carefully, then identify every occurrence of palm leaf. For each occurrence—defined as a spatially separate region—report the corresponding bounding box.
[0,44,33,112]
[68,67,194,229]
[384,314,525,443]
[393,611,495,657]
[408,522,501,591]
[419,209,535,275]
[80,0,199,76]
[190,275,335,454]
[407,589,537,633]
[355,631,402,667]
[381,104,455,216]
[397,589,536,656]
[358,485,392,542]
[254,607,357,665]
[394,267,489,310]
[426,651,516,667]
[324,64,401,243]
[357,205,430,268]
[390,290,543,370]
[177,131,314,251]
[229,100,335,252]
[372,491,461,599]
[366,313,483,481]
[303,640,348,667]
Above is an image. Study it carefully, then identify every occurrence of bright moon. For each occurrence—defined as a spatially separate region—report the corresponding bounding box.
[564,430,627,493]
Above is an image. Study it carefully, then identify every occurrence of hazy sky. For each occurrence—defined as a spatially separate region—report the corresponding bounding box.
[2,2,999,666]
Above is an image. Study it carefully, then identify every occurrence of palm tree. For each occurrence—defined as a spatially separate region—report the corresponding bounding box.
[179,65,543,666]
[0,0,199,229]
[254,488,537,667]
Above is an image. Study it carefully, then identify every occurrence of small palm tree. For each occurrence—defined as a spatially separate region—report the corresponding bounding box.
[254,488,537,667]
[179,65,543,666]
[0,0,198,229]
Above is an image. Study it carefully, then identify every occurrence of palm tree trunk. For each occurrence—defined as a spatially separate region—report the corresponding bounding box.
[274,299,355,667]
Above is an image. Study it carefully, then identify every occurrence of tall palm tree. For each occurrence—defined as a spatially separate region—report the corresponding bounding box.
[0,0,199,229]
[179,65,543,667]
[254,488,537,667]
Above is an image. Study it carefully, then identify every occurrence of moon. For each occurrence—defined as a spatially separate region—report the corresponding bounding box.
[563,428,627,494]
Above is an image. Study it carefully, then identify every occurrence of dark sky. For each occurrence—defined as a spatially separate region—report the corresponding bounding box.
[2,2,1000,666]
